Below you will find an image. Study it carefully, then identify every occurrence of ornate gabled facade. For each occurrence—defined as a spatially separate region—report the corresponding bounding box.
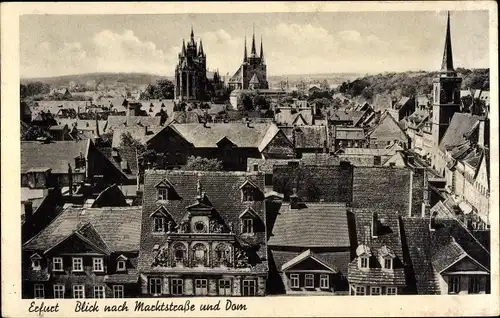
[228,29,269,90]
[174,28,222,101]
[138,170,268,297]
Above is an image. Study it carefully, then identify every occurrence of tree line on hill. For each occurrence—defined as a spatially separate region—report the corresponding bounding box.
[338,68,489,100]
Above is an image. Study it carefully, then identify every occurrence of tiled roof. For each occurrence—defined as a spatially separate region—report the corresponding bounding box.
[329,110,365,125]
[401,216,490,294]
[111,126,162,148]
[23,206,142,252]
[348,208,406,286]
[272,164,353,203]
[275,108,313,126]
[268,203,350,248]
[138,170,268,273]
[439,113,480,152]
[229,65,243,82]
[21,140,89,174]
[96,145,138,180]
[293,126,327,149]
[171,123,277,149]
[334,127,365,140]
[171,111,201,124]
[107,115,162,131]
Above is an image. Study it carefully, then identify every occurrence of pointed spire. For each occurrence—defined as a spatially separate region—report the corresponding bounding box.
[260,35,264,62]
[199,39,204,56]
[243,34,248,62]
[251,24,257,56]
[182,39,186,56]
[191,26,194,39]
[441,11,454,73]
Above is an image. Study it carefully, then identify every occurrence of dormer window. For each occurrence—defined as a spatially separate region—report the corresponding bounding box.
[116,255,128,272]
[242,218,254,234]
[384,259,393,270]
[239,179,260,202]
[157,188,169,201]
[155,178,177,201]
[360,257,369,269]
[31,253,42,271]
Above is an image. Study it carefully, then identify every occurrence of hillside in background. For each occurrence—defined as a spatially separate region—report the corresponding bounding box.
[338,68,490,100]
[21,72,172,88]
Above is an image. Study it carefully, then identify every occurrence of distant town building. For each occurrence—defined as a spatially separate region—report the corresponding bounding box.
[174,28,222,101]
[228,29,269,90]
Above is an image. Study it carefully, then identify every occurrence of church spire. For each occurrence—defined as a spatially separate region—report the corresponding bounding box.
[440,11,455,73]
[191,26,194,40]
[243,35,248,62]
[182,39,186,56]
[251,24,257,56]
[260,35,264,63]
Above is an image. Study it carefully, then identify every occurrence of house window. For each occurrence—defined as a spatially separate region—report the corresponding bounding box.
[290,274,300,288]
[93,285,105,298]
[374,156,382,166]
[72,257,83,272]
[242,218,254,234]
[242,187,255,201]
[448,276,461,294]
[195,279,208,296]
[320,274,329,289]
[355,286,366,295]
[215,243,231,266]
[171,278,183,296]
[153,217,165,232]
[149,277,162,296]
[117,260,126,271]
[384,259,393,270]
[218,279,232,296]
[113,285,124,298]
[386,287,397,295]
[360,257,369,269]
[93,258,104,272]
[468,277,481,294]
[32,259,41,271]
[242,279,256,296]
[53,285,65,299]
[305,274,314,288]
[370,287,381,295]
[73,285,85,299]
[157,188,169,201]
[53,257,63,271]
[34,284,45,299]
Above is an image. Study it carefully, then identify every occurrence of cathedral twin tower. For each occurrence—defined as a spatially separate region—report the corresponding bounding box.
[174,27,268,101]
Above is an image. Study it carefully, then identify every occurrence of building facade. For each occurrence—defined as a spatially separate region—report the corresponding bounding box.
[138,170,268,297]
[174,28,222,101]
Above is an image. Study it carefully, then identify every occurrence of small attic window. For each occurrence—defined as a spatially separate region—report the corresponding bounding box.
[31,253,42,271]
[155,178,176,201]
[242,187,256,202]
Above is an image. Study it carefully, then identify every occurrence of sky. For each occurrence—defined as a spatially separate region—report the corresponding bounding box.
[19,11,490,78]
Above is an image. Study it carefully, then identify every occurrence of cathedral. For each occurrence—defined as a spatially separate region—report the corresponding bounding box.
[228,30,269,91]
[174,28,222,101]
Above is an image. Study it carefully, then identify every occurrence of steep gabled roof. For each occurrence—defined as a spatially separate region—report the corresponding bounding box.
[439,113,481,152]
[23,206,142,253]
[268,203,350,248]
[281,249,338,272]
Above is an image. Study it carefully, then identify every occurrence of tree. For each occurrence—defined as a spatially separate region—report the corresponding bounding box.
[238,92,255,111]
[182,156,223,171]
[253,95,270,110]
[140,79,175,100]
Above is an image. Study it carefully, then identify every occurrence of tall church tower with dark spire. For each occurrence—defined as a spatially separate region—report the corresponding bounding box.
[174,28,221,101]
[431,12,463,146]
[228,27,269,90]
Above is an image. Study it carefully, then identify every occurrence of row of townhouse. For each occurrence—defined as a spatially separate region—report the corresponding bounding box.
[22,165,490,298]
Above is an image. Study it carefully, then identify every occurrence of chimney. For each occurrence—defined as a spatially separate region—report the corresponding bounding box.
[68,163,73,195]
[363,225,370,245]
[144,125,148,135]
[290,187,299,209]
[477,117,485,147]
[203,121,209,128]
[430,211,438,231]
[24,201,33,222]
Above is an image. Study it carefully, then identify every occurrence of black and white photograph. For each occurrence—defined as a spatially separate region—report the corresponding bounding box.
[1,1,498,317]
